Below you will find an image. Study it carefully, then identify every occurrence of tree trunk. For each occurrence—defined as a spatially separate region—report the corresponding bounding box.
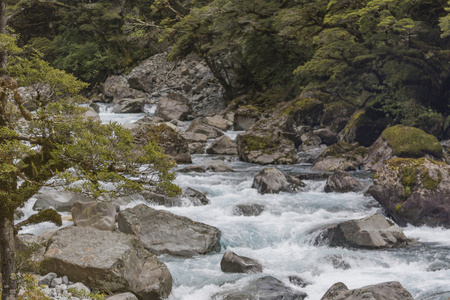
[0,0,7,71]
[0,217,18,300]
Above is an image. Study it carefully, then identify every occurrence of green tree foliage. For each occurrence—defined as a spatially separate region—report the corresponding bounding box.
[0,33,180,300]
[8,0,160,83]
[163,0,450,126]
[440,1,450,38]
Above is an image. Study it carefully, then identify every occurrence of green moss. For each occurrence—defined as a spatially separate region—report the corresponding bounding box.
[320,141,368,160]
[282,97,322,116]
[381,125,443,158]
[395,203,402,212]
[421,169,442,190]
[343,110,371,136]
[241,135,281,154]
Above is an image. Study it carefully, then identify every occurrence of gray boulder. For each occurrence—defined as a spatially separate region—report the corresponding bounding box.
[252,167,305,194]
[177,165,207,173]
[181,132,207,154]
[107,292,139,300]
[311,142,367,172]
[32,187,91,212]
[233,105,261,131]
[112,98,145,113]
[220,251,263,274]
[71,201,117,231]
[313,128,337,146]
[155,94,192,121]
[324,170,364,193]
[103,75,145,103]
[40,226,172,299]
[206,135,238,155]
[203,115,233,131]
[315,214,411,249]
[236,116,299,165]
[204,160,234,172]
[83,107,101,121]
[186,118,225,139]
[183,187,210,206]
[215,276,307,300]
[368,158,450,227]
[117,204,221,257]
[135,123,192,163]
[320,281,414,300]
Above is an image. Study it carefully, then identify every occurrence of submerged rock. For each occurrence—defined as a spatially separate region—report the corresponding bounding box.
[315,213,411,249]
[252,167,305,194]
[214,276,307,300]
[320,281,414,300]
[232,204,265,216]
[220,251,263,274]
[117,204,221,257]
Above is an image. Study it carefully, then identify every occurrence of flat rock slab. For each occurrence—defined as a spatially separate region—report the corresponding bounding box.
[118,204,221,257]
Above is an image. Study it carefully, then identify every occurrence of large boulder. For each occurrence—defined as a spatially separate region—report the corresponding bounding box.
[206,135,238,155]
[368,158,450,227]
[155,93,192,121]
[203,115,233,131]
[315,213,411,249]
[252,167,305,194]
[237,116,299,165]
[32,187,91,212]
[103,75,145,103]
[220,251,263,274]
[215,276,307,300]
[186,118,225,139]
[40,226,172,299]
[181,132,208,154]
[136,123,191,163]
[320,281,414,300]
[364,125,444,172]
[117,204,221,257]
[311,142,367,172]
[233,105,261,131]
[71,201,117,231]
[324,170,364,193]
[112,98,146,113]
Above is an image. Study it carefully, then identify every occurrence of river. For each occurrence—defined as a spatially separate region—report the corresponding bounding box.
[18,106,450,299]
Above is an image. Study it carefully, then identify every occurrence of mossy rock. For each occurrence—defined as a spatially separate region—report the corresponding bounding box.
[343,110,390,147]
[369,158,450,227]
[281,97,324,126]
[321,101,355,132]
[381,125,443,158]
